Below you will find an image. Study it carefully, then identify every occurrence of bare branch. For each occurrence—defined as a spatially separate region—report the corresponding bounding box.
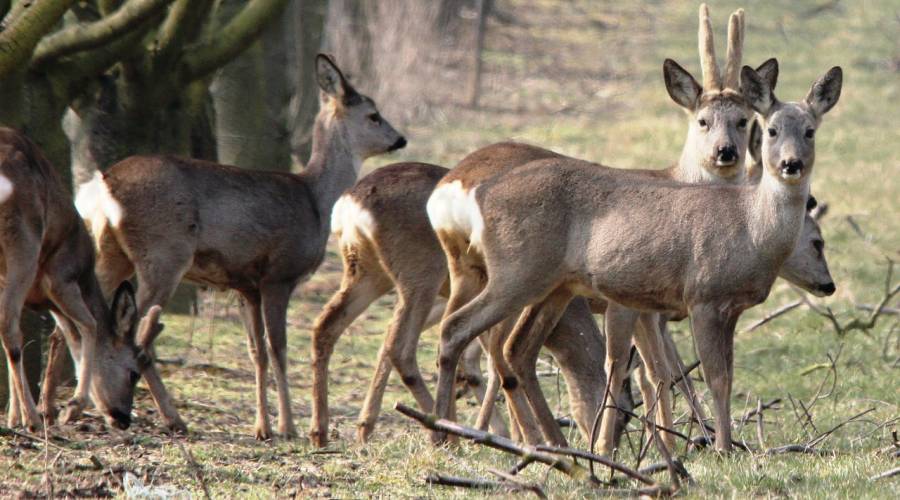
[32,0,172,66]
[870,467,900,481]
[0,0,76,78]
[152,0,214,71]
[741,301,803,333]
[425,473,502,490]
[179,0,289,82]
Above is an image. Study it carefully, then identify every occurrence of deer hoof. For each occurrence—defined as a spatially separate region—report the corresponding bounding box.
[60,400,84,424]
[40,405,58,426]
[255,426,273,441]
[166,419,188,435]
[309,428,328,448]
[356,421,374,444]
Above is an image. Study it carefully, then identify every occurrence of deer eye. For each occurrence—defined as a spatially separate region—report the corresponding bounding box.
[768,128,777,137]
[698,119,708,128]
[805,128,815,139]
[737,118,748,128]
[368,113,382,124]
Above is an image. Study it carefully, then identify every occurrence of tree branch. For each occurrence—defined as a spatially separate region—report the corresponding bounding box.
[179,0,289,82]
[151,0,214,71]
[32,0,173,67]
[0,0,76,78]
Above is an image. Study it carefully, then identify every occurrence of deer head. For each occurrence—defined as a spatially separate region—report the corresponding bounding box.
[315,54,406,161]
[664,5,778,183]
[90,282,164,429]
[741,64,842,185]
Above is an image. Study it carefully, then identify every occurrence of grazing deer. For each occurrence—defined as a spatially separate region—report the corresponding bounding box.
[0,127,161,432]
[56,54,406,440]
[429,63,842,451]
[427,5,767,446]
[310,158,622,446]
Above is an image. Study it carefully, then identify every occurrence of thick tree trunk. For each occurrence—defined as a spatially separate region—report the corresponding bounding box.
[288,0,327,166]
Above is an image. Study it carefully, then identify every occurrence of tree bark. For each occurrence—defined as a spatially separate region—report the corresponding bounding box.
[288,0,327,166]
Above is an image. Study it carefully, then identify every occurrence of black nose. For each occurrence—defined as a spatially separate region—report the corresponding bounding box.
[716,145,737,164]
[818,282,836,295]
[110,409,131,429]
[781,158,804,173]
[389,136,407,151]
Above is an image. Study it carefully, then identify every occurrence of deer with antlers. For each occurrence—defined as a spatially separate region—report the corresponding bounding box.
[0,127,162,431]
[427,58,842,451]
[46,55,406,440]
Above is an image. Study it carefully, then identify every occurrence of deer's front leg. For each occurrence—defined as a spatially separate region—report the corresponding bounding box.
[38,326,70,424]
[689,303,738,452]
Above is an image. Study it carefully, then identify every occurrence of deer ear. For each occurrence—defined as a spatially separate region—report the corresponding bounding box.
[316,53,349,98]
[663,59,702,111]
[805,66,842,118]
[748,119,762,165]
[111,281,137,343]
[740,65,775,116]
[754,58,779,91]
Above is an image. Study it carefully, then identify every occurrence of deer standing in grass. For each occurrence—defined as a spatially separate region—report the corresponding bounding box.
[427,5,769,447]
[0,128,162,431]
[311,154,623,446]
[55,55,406,440]
[429,62,842,451]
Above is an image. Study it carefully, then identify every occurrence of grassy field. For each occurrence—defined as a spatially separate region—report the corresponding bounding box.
[3,0,898,497]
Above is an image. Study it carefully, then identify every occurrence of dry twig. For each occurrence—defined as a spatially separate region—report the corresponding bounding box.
[742,301,803,333]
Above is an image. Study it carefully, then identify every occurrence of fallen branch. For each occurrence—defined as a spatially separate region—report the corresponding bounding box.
[738,398,782,425]
[425,473,502,490]
[487,468,548,499]
[533,445,657,486]
[764,444,831,456]
[869,467,900,481]
[177,441,211,500]
[395,403,596,484]
[742,301,803,333]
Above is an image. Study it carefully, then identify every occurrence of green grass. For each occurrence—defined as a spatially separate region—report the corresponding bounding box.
[2,0,898,497]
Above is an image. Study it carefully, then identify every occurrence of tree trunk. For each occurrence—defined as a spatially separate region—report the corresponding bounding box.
[467,0,488,108]
[288,0,327,167]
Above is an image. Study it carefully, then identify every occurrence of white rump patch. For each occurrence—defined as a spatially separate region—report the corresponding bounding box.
[331,195,375,246]
[0,173,13,203]
[426,180,485,249]
[75,172,124,239]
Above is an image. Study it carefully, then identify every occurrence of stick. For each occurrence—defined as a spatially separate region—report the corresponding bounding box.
[738,398,782,425]
[487,468,548,499]
[533,444,658,486]
[870,467,900,481]
[764,444,830,456]
[741,301,803,333]
[425,473,501,490]
[394,403,598,484]
[755,399,766,451]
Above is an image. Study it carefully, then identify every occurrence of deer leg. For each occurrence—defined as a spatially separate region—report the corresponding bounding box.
[597,303,639,457]
[660,320,708,426]
[236,291,272,440]
[260,281,297,439]
[37,326,69,425]
[0,245,42,431]
[133,259,191,433]
[504,287,574,446]
[310,271,389,446]
[484,319,542,443]
[690,304,738,452]
[544,297,608,446]
[633,313,676,452]
[434,273,548,445]
[468,341,510,437]
[7,365,21,427]
[43,279,101,425]
[93,229,135,300]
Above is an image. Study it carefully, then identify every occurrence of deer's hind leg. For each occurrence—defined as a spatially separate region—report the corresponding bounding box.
[1,231,43,431]
[260,280,299,439]
[310,246,391,446]
[130,244,194,433]
[504,287,574,446]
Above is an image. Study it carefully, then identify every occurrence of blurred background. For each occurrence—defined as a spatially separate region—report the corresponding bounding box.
[0,0,897,496]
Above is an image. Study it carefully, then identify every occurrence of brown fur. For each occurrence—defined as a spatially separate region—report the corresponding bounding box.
[0,128,144,432]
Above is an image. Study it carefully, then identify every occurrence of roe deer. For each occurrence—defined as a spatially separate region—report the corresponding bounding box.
[0,127,161,431]
[59,54,405,440]
[310,159,626,446]
[429,64,842,452]
[427,5,771,447]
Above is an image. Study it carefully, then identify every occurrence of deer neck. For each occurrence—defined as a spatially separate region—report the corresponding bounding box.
[302,113,363,227]
[747,170,808,261]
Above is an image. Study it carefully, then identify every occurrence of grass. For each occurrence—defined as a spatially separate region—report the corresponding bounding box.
[2,0,898,497]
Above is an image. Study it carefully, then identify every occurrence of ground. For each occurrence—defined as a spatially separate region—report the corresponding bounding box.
[2,0,899,497]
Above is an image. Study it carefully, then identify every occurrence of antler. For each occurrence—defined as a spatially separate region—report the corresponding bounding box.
[723,9,745,90]
[698,3,722,90]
